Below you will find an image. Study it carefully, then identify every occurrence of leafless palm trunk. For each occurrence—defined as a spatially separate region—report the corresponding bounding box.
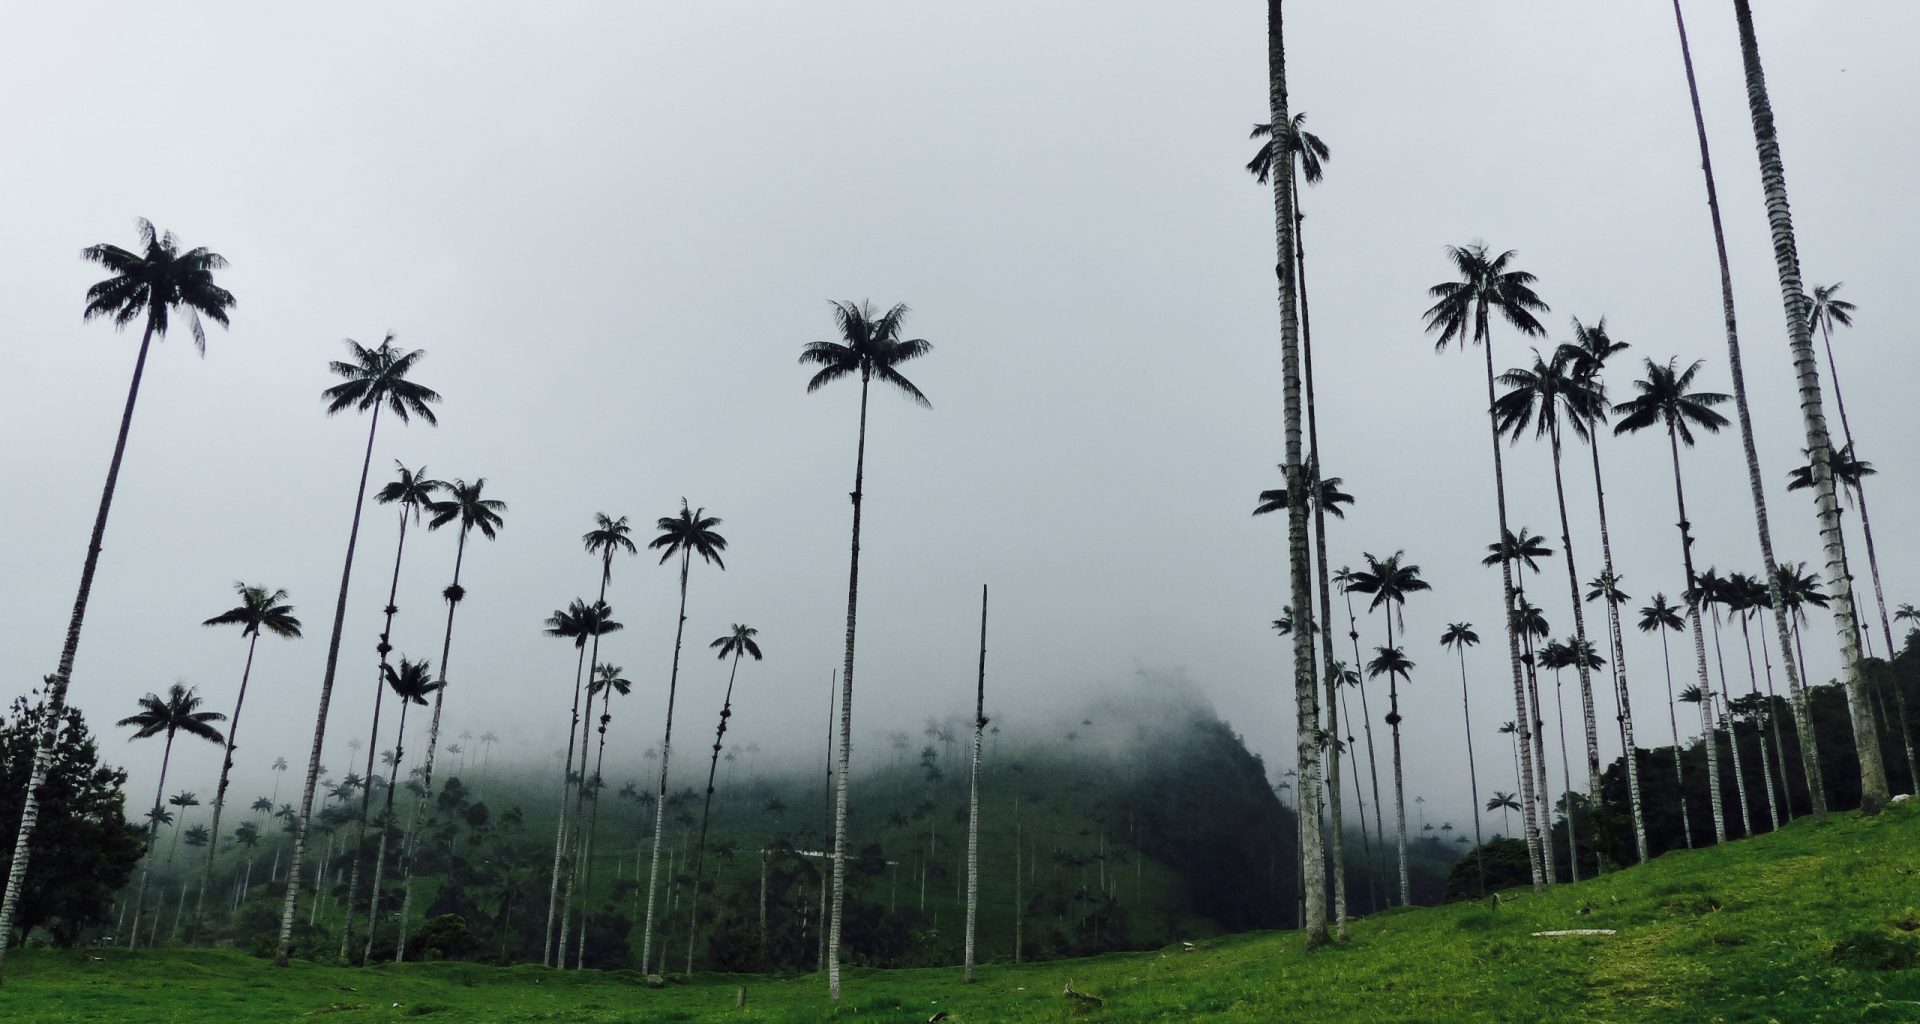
[127,731,176,950]
[642,549,694,975]
[1662,424,1727,843]
[963,585,987,981]
[1706,607,1753,836]
[824,366,872,1000]
[196,632,261,933]
[394,528,471,960]
[362,694,414,961]
[686,647,747,973]
[341,509,412,960]
[1583,430,1647,861]
[1655,628,1693,848]
[542,639,590,966]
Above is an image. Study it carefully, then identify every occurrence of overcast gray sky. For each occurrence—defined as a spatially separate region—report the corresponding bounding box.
[2,2,1913,833]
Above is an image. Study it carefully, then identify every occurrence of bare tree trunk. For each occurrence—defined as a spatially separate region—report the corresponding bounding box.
[341,511,412,959]
[394,528,471,961]
[1664,426,1727,843]
[0,313,160,980]
[1707,608,1753,836]
[1454,645,1486,895]
[278,406,384,966]
[196,633,260,934]
[363,696,413,961]
[1737,615,1781,830]
[964,585,986,981]
[825,371,871,999]
[1552,671,1578,882]
[1584,432,1647,861]
[686,649,746,974]
[1730,0,1885,814]
[128,732,176,950]
[542,640,589,966]
[1656,630,1693,849]
[642,549,694,975]
[1340,590,1383,909]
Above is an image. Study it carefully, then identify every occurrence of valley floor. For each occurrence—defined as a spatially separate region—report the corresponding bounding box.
[6,801,1919,1023]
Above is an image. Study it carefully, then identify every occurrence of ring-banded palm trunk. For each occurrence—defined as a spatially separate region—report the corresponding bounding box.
[1706,606,1753,836]
[0,310,161,981]
[1266,0,1328,948]
[963,585,987,980]
[1654,626,1693,848]
[565,594,615,969]
[574,668,620,969]
[393,528,471,960]
[1735,614,1780,830]
[278,405,385,965]
[341,509,413,959]
[1756,627,1794,819]
[1384,617,1410,905]
[1552,668,1576,880]
[1451,644,1487,895]
[642,550,694,976]
[1543,422,1599,872]
[542,638,590,966]
[196,631,262,932]
[1518,605,1556,884]
[362,688,416,961]
[1341,590,1385,908]
[1584,430,1647,861]
[685,646,748,973]
[127,731,177,950]
[1663,423,1727,843]
[1669,0,1827,818]
[1730,0,1886,815]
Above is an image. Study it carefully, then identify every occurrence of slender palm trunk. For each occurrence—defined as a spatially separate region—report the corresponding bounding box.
[1669,0,1827,820]
[824,370,870,992]
[196,633,260,933]
[542,640,590,966]
[1384,618,1409,906]
[1706,608,1753,836]
[1484,362,1544,886]
[1552,671,1578,881]
[277,406,384,966]
[1296,182,1348,940]
[1454,646,1487,895]
[1547,429,1603,813]
[1730,0,1885,814]
[341,512,412,959]
[1756,625,1794,820]
[574,666,619,969]
[1342,591,1385,907]
[362,698,413,961]
[127,731,176,950]
[1660,425,1727,843]
[0,313,162,979]
[1843,484,1916,786]
[963,585,987,980]
[1520,612,1556,884]
[393,529,470,961]
[1584,433,1647,860]
[1657,630,1693,849]
[563,573,614,969]
[685,649,745,973]
[642,550,694,975]
[1736,615,1780,830]
[1336,669,1378,912]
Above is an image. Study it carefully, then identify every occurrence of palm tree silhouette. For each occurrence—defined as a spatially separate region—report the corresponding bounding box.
[1730,0,1886,814]
[1638,594,1692,849]
[1365,644,1417,905]
[1440,622,1486,894]
[686,625,763,972]
[1332,566,1386,906]
[1665,0,1829,828]
[1613,357,1731,844]
[639,500,725,975]
[563,513,637,969]
[799,299,933,989]
[395,477,507,961]
[1692,569,1753,838]
[340,463,442,958]
[360,657,441,962]
[1486,792,1521,837]
[1425,241,1550,890]
[277,336,440,965]
[0,221,235,963]
[195,584,301,930]
[119,683,226,950]
[542,598,621,966]
[1347,550,1427,905]
[573,660,633,966]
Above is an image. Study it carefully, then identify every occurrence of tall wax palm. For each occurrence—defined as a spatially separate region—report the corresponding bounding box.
[1257,1,1328,947]
[360,658,441,961]
[0,222,235,972]
[964,588,989,979]
[394,478,507,960]
[1425,242,1551,888]
[799,300,935,988]
[277,337,440,965]
[1439,623,1487,894]
[1774,562,1832,789]
[1494,348,1609,819]
[1487,792,1520,836]
[572,661,632,968]
[165,792,201,864]
[1563,318,1649,860]
[118,684,226,951]
[1586,570,1632,757]
[1484,528,1557,883]
[639,501,727,975]
[1785,446,1879,658]
[339,463,443,958]
[1691,569,1753,838]
[1730,574,1791,824]
[1639,595,1693,849]
[195,585,302,928]
[1333,566,1387,903]
[1559,639,1606,877]
[563,514,636,969]
[686,625,763,972]
[1537,641,1579,880]
[554,603,624,965]
[1727,0,1884,814]
[1365,645,1417,905]
[540,599,599,965]
[1613,358,1730,842]
[1346,551,1429,905]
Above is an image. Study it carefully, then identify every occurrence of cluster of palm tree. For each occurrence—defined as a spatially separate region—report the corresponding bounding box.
[1256,0,1907,950]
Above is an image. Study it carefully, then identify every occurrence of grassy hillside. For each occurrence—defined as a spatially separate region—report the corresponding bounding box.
[11,796,1918,1022]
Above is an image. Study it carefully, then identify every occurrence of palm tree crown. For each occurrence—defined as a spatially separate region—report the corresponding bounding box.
[650,501,727,570]
[1483,528,1553,572]
[584,513,639,585]
[82,218,236,351]
[1245,112,1329,185]
[202,584,303,640]
[1423,244,1550,352]
[1807,282,1855,338]
[427,478,507,540]
[322,335,442,424]
[711,625,764,662]
[798,301,933,406]
[382,658,444,707]
[1253,474,1354,518]
[1612,358,1730,444]
[1440,623,1480,651]
[376,463,445,522]
[1345,551,1431,625]
[1494,346,1606,445]
[118,683,226,744]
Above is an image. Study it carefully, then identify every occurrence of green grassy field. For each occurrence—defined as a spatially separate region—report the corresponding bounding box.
[8,799,1919,1023]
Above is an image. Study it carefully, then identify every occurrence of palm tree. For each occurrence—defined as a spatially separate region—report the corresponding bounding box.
[541,598,598,965]
[1638,595,1692,849]
[360,658,441,961]
[276,337,440,965]
[118,684,226,950]
[1692,569,1753,838]
[1727,0,1885,815]
[964,588,989,979]
[1425,242,1550,888]
[799,301,935,988]
[685,625,763,972]
[1333,566,1387,904]
[195,585,301,929]
[1484,529,1556,882]
[1732,574,1793,825]
[1439,623,1486,894]
[340,463,442,958]
[1562,318,1649,861]
[572,661,632,967]
[640,501,727,975]
[0,223,235,969]
[563,513,636,969]
[165,791,202,864]
[1252,475,1353,518]
[1365,645,1416,905]
[1486,792,1520,837]
[1497,723,1523,809]
[394,478,507,960]
[1494,347,1609,824]
[1613,357,1730,843]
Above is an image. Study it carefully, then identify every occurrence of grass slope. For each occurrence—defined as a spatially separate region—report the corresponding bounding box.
[9,800,1919,1023]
